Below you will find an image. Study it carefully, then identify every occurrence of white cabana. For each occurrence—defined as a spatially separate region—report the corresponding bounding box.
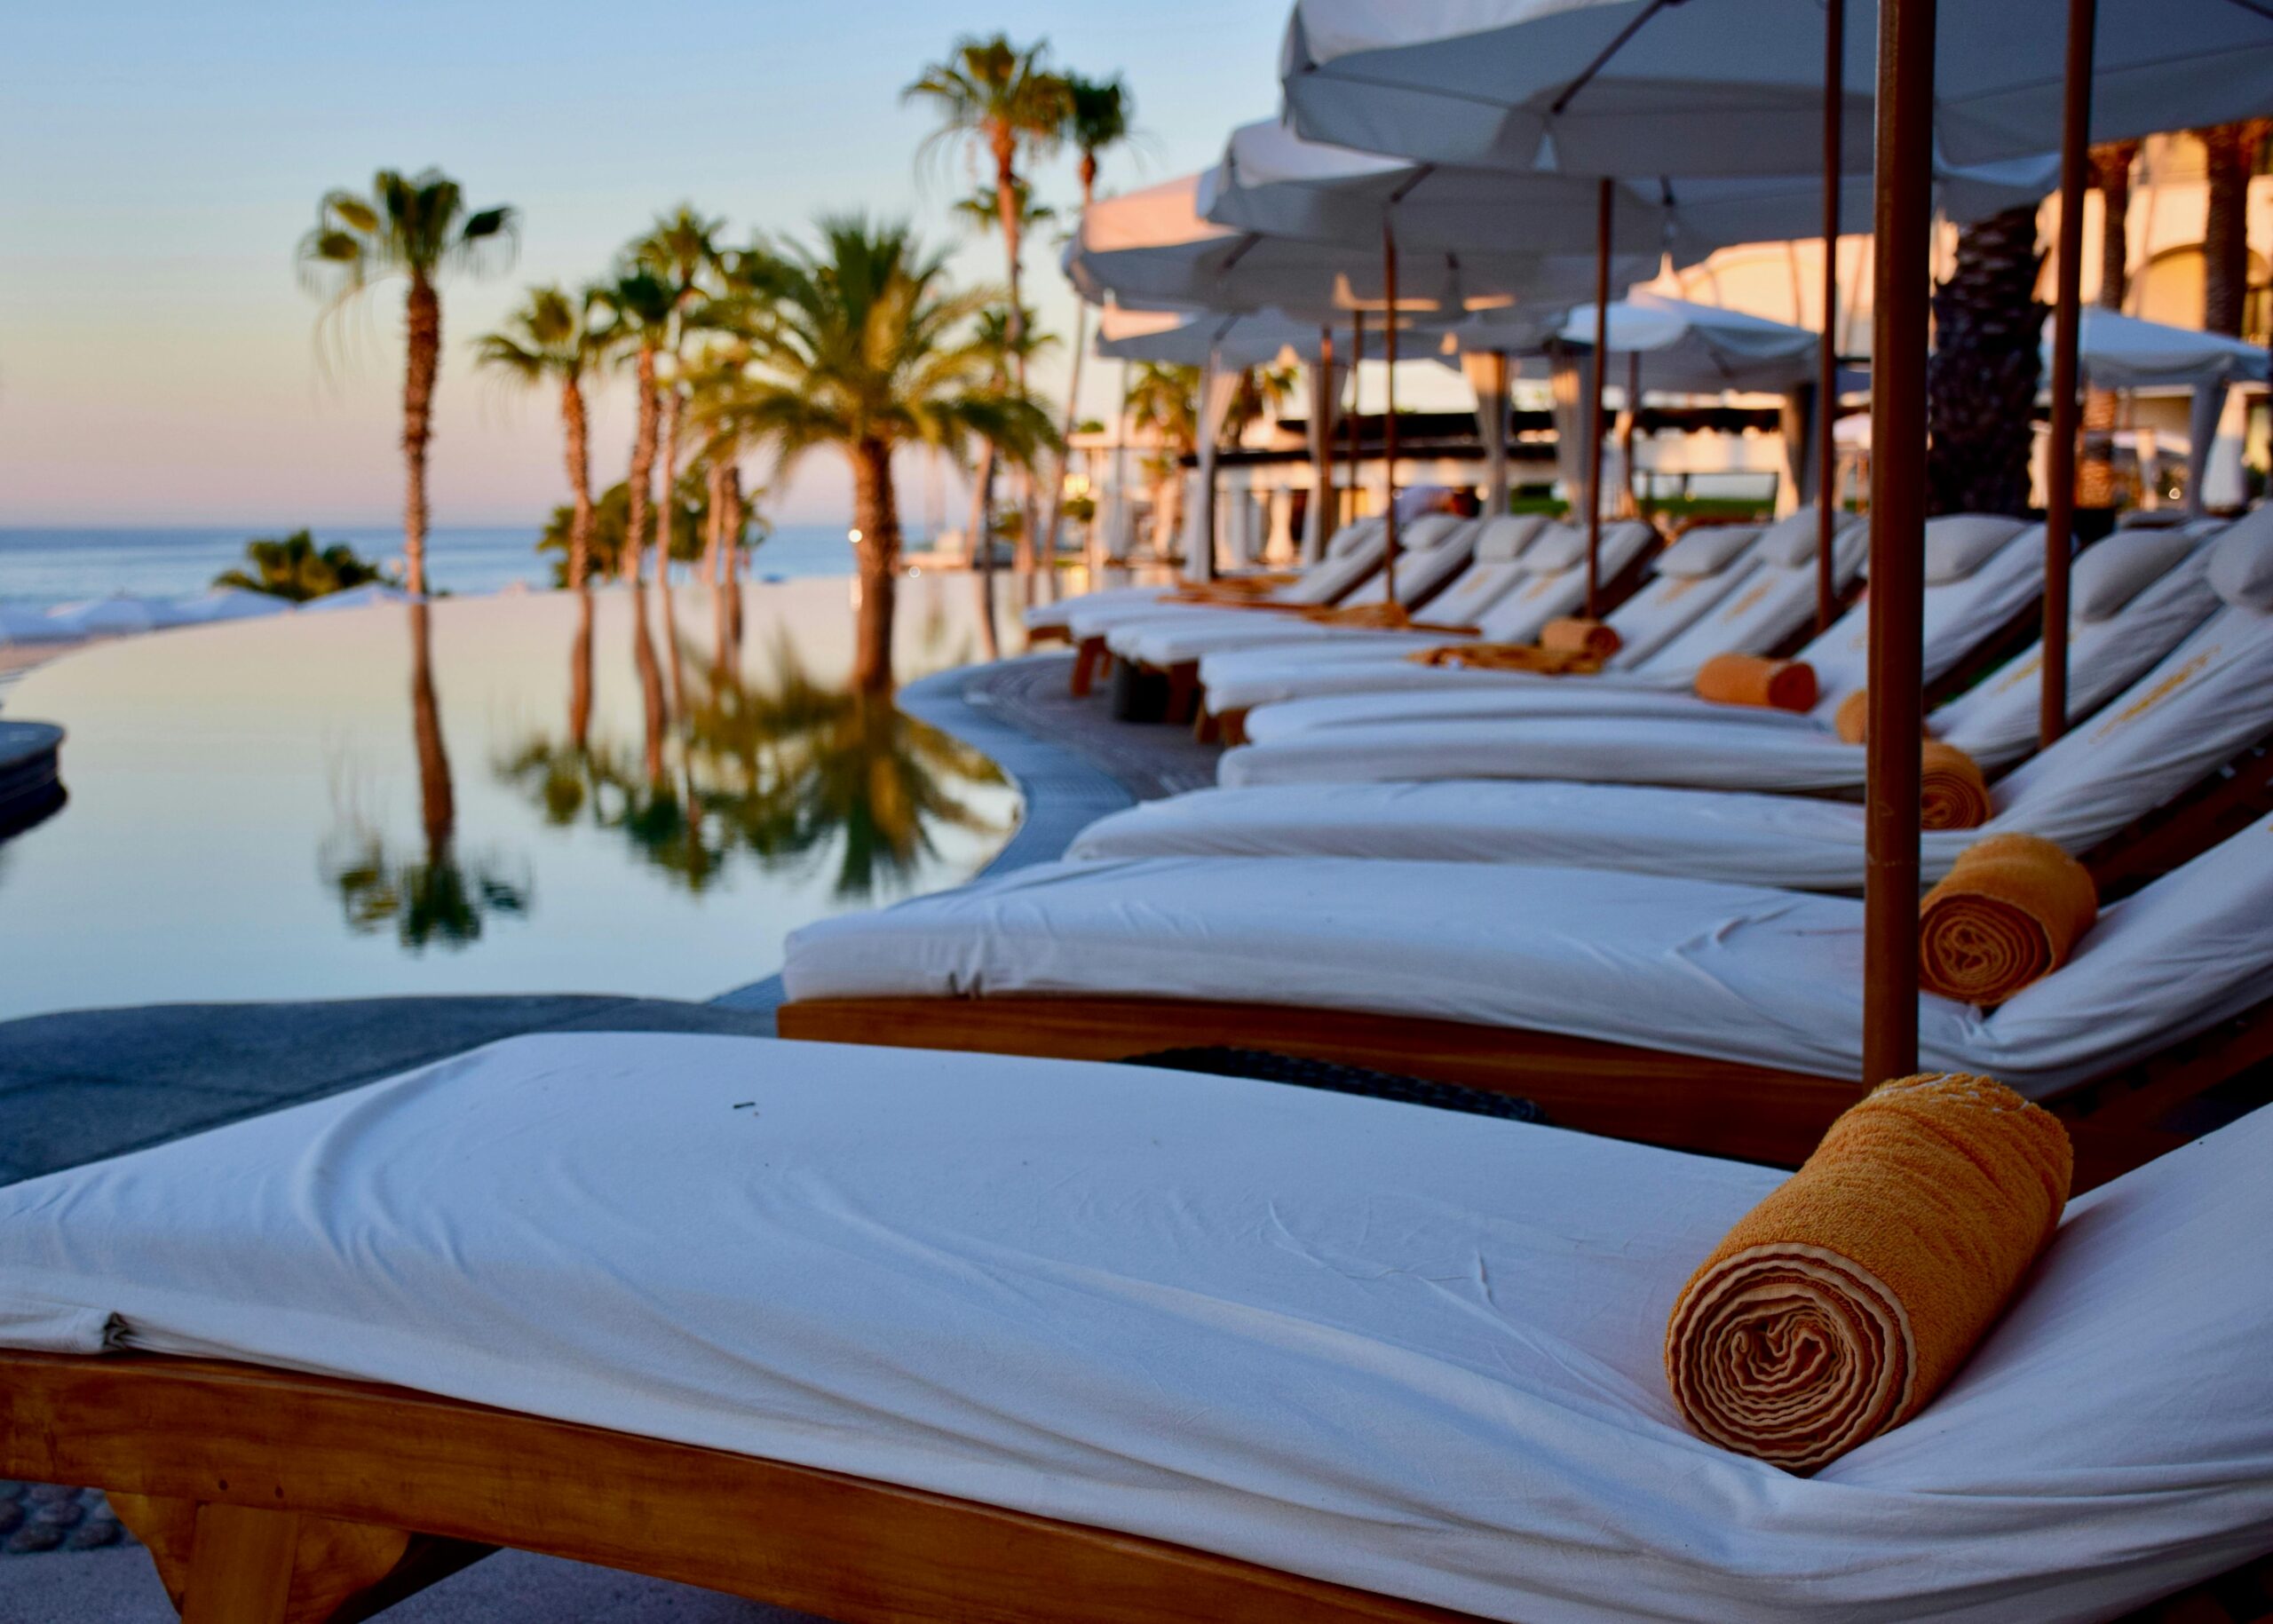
[1280,0,2273,176]
[1499,292,1822,395]
[2057,311,2273,517]
[152,588,296,628]
[0,605,81,646]
[298,584,411,614]
[41,596,162,637]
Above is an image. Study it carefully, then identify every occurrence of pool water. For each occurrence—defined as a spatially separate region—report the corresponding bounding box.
[0,577,1032,1019]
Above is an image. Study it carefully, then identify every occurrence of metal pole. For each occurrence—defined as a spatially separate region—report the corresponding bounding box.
[2041,0,2097,747]
[1862,0,1936,1089]
[1585,177,1612,616]
[1816,0,1845,634]
[1382,218,1402,593]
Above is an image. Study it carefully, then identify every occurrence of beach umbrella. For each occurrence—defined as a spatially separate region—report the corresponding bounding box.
[0,604,81,646]
[2058,311,2270,516]
[1280,0,2273,178]
[43,596,162,637]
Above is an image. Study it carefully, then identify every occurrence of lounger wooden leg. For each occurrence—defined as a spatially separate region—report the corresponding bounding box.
[1218,708,1249,746]
[114,1491,490,1624]
[180,1502,299,1624]
[1192,707,1222,744]
[1069,638,1105,697]
[1163,661,1201,725]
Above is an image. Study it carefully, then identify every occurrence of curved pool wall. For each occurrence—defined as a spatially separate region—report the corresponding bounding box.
[0,721,64,836]
[0,578,1032,1021]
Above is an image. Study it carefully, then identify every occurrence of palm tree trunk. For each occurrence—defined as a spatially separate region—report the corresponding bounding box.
[993,141,1040,585]
[721,463,745,648]
[560,378,595,590]
[400,274,441,597]
[701,458,726,587]
[569,586,595,753]
[967,440,1000,661]
[408,600,453,858]
[1926,204,2046,517]
[849,436,900,694]
[630,582,668,784]
[656,384,684,582]
[2198,123,2263,337]
[1042,272,1088,577]
[623,347,661,583]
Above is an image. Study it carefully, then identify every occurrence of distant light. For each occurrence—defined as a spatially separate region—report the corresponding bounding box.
[847,527,863,543]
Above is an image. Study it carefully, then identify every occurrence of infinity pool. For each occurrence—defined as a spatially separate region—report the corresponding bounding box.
[0,577,1028,1019]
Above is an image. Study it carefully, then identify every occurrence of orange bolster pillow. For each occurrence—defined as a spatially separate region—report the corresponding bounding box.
[1693,653,1818,712]
[1919,833,2099,1005]
[1540,617,1623,658]
[1833,687,1940,745]
[1919,741,1992,830]
[1666,1072,2071,1474]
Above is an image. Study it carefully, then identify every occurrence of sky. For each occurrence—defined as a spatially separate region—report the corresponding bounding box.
[0,0,1303,530]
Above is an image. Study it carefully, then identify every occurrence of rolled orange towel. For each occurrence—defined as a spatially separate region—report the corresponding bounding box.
[1919,740,1992,829]
[1920,833,2098,1004]
[1540,617,1623,659]
[1665,1073,2071,1474]
[1834,688,1870,743]
[1693,653,1818,712]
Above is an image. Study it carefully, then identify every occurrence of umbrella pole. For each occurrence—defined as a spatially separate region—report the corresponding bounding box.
[2041,0,2097,747]
[1862,0,1936,1089]
[1816,0,1845,634]
[1315,324,1337,557]
[1348,312,1365,527]
[1586,178,1611,616]
[1382,218,1401,591]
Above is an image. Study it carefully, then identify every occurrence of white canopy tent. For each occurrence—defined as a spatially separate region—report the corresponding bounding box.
[2053,310,2272,516]
[1279,0,2273,177]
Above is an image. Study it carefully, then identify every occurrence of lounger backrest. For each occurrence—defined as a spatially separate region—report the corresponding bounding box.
[1983,591,2273,853]
[1472,514,1552,563]
[1595,526,1769,670]
[1420,557,1534,629]
[1333,516,1483,608]
[1977,810,2273,1088]
[1472,521,1658,643]
[1936,524,2225,769]
[1281,522,1388,605]
[1798,515,2037,717]
[1634,513,1869,679]
[1323,517,1385,559]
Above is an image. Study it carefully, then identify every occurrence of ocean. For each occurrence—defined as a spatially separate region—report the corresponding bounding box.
[0,523,886,608]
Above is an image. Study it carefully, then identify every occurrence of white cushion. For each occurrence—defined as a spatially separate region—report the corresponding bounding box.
[1923,514,2025,583]
[1517,521,1588,571]
[1399,512,1466,552]
[1654,523,1761,578]
[2071,528,2198,622]
[1324,518,1382,558]
[1472,513,1548,562]
[1754,506,1828,568]
[2207,507,2273,610]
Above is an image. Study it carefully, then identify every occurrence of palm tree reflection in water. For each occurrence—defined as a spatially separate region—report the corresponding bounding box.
[498,585,1010,898]
[323,601,531,949]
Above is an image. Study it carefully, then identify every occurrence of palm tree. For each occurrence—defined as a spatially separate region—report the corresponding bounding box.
[633,208,726,585]
[1926,204,2045,517]
[2079,142,2141,510]
[951,181,1062,578]
[1125,362,1200,557]
[2198,122,2270,339]
[297,170,516,597]
[1045,74,1135,566]
[475,285,606,588]
[214,530,392,601]
[696,215,1055,692]
[593,269,677,583]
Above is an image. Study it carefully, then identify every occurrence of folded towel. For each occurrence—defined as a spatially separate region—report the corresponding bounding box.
[1300,601,1415,629]
[1834,688,1937,744]
[1919,741,1992,829]
[1665,1073,2071,1474]
[1920,833,2099,1004]
[1693,653,1818,712]
[1406,643,1604,675]
[1540,617,1623,658]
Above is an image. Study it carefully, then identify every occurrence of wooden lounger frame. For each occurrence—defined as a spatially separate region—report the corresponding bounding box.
[780,992,2272,1194]
[0,1350,1489,1624]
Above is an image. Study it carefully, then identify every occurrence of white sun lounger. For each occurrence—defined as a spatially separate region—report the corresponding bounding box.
[1068,540,2265,886]
[4,1031,2267,1624]
[785,809,2273,1100]
[1219,518,2166,791]
[1058,517,1388,644]
[1228,512,2033,756]
[1199,506,1860,716]
[1102,514,1493,667]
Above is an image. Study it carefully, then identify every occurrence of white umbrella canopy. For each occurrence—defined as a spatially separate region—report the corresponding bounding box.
[1065,171,1659,323]
[1482,291,1825,392]
[1280,0,2273,177]
[1094,303,1405,368]
[1201,118,2057,263]
[298,584,411,614]
[42,596,162,637]
[152,588,297,628]
[2058,309,2273,390]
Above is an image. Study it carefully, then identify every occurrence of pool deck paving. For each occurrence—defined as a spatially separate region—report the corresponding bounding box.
[0,648,1215,1622]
